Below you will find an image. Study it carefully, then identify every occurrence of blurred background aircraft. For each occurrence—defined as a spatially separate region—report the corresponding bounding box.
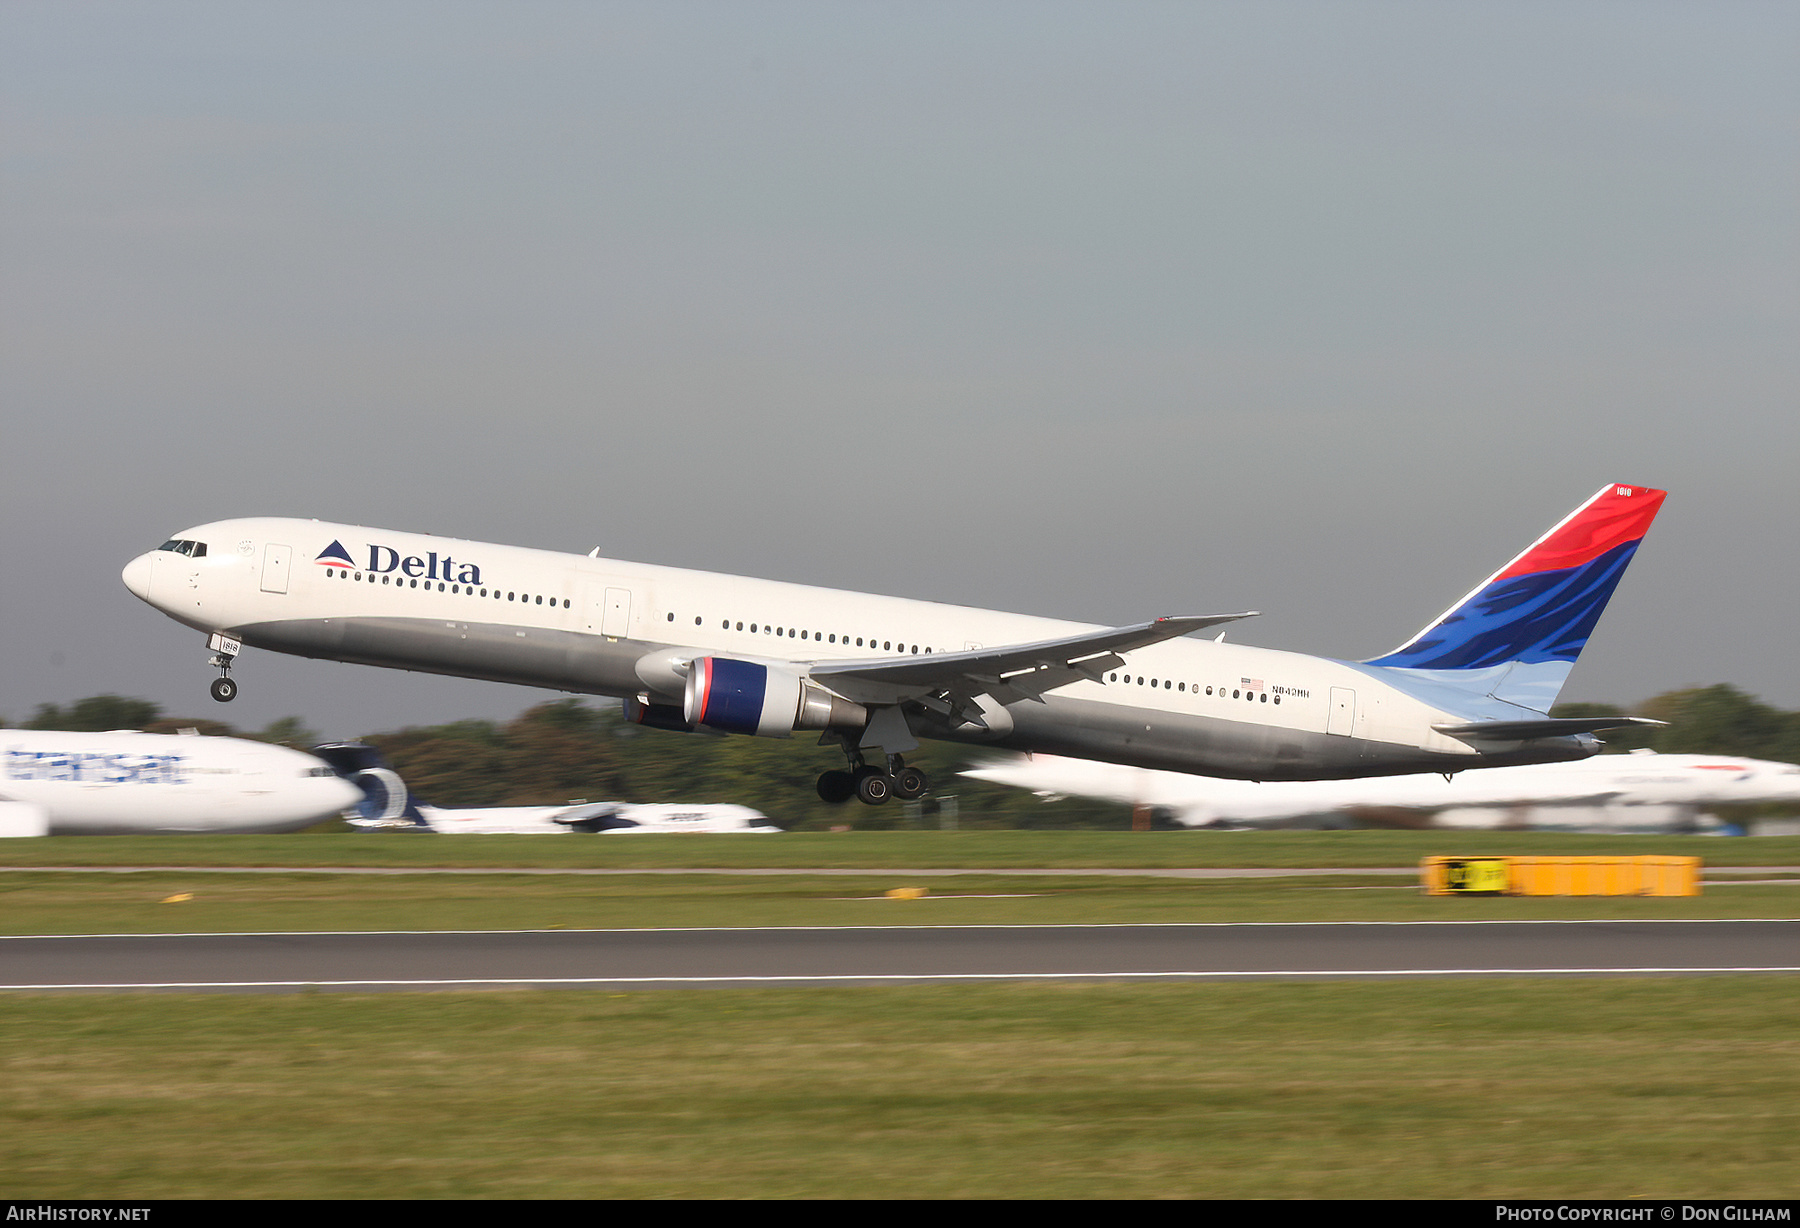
[964,750,1800,834]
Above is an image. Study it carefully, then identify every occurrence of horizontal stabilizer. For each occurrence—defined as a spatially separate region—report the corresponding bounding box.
[1433,716,1665,741]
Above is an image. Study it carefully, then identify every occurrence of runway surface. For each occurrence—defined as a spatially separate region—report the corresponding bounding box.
[3,920,1796,992]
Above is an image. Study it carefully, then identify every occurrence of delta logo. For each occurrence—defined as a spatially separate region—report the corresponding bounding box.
[315,540,484,586]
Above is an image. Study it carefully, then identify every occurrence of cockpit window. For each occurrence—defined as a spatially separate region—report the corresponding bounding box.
[158,539,208,558]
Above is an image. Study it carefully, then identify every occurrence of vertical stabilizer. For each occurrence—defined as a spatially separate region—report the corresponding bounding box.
[1364,484,1666,712]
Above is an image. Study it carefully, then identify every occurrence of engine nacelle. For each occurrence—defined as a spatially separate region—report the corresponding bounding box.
[683,657,867,738]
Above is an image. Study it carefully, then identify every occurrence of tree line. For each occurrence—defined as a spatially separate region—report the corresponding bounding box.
[8,685,1799,830]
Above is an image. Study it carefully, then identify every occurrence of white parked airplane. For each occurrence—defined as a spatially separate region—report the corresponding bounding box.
[121,484,1667,807]
[309,743,780,834]
[417,803,780,835]
[964,750,1800,833]
[0,728,362,836]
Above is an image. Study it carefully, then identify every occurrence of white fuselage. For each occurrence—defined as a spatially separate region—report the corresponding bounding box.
[966,752,1800,832]
[0,729,362,835]
[121,517,1593,781]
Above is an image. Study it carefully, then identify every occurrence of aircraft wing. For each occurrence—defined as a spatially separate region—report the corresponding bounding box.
[808,613,1256,720]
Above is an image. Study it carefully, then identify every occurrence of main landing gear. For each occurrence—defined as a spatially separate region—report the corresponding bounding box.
[817,755,929,806]
[206,632,241,703]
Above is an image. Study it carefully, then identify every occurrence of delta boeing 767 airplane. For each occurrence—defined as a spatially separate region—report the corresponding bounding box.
[121,484,1666,806]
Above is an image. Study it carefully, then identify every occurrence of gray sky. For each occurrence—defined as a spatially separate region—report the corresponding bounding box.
[4,1,1796,739]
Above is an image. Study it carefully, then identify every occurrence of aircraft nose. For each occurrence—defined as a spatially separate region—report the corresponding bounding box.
[121,552,156,603]
[325,776,364,814]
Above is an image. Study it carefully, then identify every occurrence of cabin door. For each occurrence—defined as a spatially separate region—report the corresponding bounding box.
[1327,687,1356,737]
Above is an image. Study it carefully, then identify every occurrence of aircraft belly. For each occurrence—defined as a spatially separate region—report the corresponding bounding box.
[978,696,1472,781]
[236,618,650,695]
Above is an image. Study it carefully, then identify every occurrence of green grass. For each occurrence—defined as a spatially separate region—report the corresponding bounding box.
[5,833,1795,1199]
[0,869,1793,935]
[4,829,1799,869]
[2,980,1796,1198]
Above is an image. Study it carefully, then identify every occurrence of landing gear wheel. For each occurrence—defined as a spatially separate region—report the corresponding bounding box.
[892,766,929,800]
[854,768,893,806]
[816,770,856,804]
[210,676,238,703]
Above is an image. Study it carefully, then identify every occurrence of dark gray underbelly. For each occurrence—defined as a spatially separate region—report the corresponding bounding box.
[921,695,1589,780]
[236,616,652,695]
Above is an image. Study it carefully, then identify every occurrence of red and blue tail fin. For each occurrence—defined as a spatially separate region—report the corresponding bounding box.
[1364,484,1665,712]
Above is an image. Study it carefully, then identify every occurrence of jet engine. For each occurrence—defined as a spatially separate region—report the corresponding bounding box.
[683,657,867,738]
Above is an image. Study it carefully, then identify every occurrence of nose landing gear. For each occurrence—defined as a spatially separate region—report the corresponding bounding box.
[206,632,241,703]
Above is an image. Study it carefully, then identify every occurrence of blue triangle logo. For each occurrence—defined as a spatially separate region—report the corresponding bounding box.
[315,540,355,567]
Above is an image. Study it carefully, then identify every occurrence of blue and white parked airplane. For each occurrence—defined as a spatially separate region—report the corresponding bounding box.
[0,728,361,836]
[121,484,1666,806]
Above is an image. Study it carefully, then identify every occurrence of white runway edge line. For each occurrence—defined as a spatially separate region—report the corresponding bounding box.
[3,918,1800,941]
[8,968,1800,991]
